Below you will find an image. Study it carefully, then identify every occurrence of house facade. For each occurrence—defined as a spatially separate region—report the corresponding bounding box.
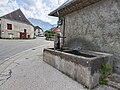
[0,9,34,39]
[34,26,44,37]
[49,0,120,76]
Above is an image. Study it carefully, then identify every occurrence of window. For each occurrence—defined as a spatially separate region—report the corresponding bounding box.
[24,29,26,33]
[7,24,12,30]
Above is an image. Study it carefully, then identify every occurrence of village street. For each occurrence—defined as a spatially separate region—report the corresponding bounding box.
[0,37,48,64]
[0,0,120,89]
[0,38,87,90]
[0,37,117,90]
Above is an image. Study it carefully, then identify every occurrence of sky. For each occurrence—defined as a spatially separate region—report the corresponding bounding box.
[0,0,67,24]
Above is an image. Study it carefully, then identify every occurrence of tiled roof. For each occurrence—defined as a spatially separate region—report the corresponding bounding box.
[0,9,32,25]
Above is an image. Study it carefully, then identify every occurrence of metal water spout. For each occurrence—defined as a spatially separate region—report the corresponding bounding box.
[54,33,61,50]
[73,47,82,51]
[54,33,66,50]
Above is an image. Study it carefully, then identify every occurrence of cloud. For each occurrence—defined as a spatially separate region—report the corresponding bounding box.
[20,0,37,6]
[0,0,67,24]
[0,0,18,16]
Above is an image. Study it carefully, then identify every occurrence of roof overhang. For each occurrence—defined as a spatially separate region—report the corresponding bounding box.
[49,0,101,17]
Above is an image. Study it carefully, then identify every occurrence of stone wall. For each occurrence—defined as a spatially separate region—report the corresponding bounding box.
[1,18,34,38]
[43,48,113,89]
[62,0,120,74]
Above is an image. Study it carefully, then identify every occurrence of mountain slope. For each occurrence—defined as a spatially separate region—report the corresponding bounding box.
[28,18,56,31]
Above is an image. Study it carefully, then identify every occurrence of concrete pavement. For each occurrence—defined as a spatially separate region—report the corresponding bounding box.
[0,41,118,90]
[0,42,86,90]
[0,37,48,63]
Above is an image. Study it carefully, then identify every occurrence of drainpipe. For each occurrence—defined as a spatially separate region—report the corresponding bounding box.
[57,11,66,49]
[62,17,65,48]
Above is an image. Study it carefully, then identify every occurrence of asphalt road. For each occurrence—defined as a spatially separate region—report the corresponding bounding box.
[0,37,51,63]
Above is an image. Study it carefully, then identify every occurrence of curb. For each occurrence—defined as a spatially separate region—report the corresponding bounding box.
[0,42,52,74]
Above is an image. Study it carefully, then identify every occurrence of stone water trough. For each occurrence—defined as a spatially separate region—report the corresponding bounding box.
[43,48,113,89]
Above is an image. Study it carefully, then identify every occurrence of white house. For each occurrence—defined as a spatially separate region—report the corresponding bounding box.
[0,9,34,39]
[34,26,44,37]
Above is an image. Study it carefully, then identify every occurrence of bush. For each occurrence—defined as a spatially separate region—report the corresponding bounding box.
[99,63,112,85]
[100,63,112,75]
[45,30,55,40]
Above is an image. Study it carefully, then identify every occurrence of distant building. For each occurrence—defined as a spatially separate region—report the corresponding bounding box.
[51,26,61,33]
[0,9,34,39]
[34,26,44,37]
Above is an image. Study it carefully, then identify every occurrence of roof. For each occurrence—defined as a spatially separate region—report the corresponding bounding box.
[0,9,32,25]
[49,0,101,17]
[34,26,43,31]
[51,27,60,32]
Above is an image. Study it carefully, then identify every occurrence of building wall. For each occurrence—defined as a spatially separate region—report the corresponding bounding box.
[0,18,34,38]
[35,29,44,36]
[0,20,1,38]
[62,0,120,74]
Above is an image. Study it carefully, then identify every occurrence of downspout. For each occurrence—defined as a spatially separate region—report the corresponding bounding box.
[62,17,65,48]
[57,11,66,49]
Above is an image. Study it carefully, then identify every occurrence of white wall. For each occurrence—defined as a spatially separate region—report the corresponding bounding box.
[0,18,34,38]
[35,28,44,36]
